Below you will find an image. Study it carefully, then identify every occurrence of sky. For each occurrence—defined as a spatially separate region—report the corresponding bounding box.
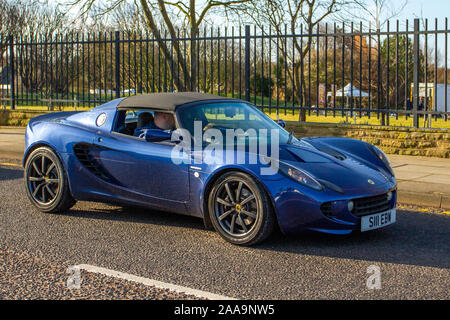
[393,0,449,27]
[373,0,450,66]
[55,0,449,28]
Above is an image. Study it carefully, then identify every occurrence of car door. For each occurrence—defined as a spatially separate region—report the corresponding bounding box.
[90,131,189,210]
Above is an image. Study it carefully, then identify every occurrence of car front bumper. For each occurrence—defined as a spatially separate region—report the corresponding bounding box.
[265,178,397,235]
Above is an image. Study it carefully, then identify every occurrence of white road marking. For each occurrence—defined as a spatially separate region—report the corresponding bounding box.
[76,264,237,300]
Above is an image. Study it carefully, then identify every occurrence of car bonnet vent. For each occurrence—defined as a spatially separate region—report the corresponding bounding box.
[317,147,346,161]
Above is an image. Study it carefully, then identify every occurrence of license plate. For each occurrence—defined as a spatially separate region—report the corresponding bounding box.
[361,209,396,232]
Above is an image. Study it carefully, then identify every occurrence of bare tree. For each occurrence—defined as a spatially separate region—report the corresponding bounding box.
[239,0,346,120]
[341,0,408,30]
[64,0,252,91]
[109,2,148,34]
[0,0,27,63]
[13,3,78,96]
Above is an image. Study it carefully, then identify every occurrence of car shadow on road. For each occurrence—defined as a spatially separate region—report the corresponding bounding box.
[0,166,23,181]
[63,204,206,231]
[256,209,450,269]
[60,203,450,270]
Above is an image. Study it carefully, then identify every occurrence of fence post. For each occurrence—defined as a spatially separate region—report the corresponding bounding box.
[377,29,384,125]
[190,29,195,91]
[244,25,250,102]
[115,31,121,99]
[413,19,420,128]
[9,35,15,110]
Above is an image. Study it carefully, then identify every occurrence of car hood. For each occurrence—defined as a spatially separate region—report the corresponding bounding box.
[193,138,393,194]
[278,141,392,193]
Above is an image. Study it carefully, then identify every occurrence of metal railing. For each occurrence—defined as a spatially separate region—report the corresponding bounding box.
[0,18,448,128]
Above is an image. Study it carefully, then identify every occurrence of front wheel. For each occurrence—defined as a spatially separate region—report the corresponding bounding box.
[24,147,76,213]
[208,172,275,246]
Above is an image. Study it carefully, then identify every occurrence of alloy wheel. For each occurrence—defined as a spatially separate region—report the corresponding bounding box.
[26,155,61,205]
[214,179,259,237]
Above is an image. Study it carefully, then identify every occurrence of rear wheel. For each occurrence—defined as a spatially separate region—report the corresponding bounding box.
[208,172,275,246]
[24,147,76,213]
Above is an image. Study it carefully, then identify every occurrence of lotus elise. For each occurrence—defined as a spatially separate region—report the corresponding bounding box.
[23,92,397,245]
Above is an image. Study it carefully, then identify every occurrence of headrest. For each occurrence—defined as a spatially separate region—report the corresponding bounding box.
[137,112,154,128]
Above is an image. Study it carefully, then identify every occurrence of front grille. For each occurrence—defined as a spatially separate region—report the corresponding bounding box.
[351,192,391,217]
[320,192,393,217]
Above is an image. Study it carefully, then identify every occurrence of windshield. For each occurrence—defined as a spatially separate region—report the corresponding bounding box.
[176,101,292,145]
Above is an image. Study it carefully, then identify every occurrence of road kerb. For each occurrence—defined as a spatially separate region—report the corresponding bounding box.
[441,196,450,210]
[397,190,444,208]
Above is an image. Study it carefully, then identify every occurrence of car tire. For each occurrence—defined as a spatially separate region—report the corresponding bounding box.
[208,172,275,246]
[24,147,76,213]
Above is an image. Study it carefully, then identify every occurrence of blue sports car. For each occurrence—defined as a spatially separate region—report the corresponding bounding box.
[23,92,397,245]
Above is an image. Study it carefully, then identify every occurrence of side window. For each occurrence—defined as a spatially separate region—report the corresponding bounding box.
[113,110,139,136]
[113,109,158,137]
[113,110,126,132]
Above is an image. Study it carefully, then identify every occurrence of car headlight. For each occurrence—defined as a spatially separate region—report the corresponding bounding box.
[280,164,323,191]
[369,145,394,176]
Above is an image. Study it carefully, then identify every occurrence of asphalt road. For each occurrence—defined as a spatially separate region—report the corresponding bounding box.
[1,162,449,299]
[0,128,25,161]
[0,247,200,300]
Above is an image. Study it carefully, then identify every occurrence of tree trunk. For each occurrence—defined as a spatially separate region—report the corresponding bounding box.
[190,26,199,91]
[140,0,189,91]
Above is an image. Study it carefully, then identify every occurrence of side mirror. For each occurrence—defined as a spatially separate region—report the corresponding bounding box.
[143,129,172,142]
[277,119,286,128]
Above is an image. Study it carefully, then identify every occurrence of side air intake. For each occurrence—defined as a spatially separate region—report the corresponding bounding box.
[73,143,111,181]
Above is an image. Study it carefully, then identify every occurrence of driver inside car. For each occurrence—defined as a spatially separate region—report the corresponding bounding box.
[134,111,176,137]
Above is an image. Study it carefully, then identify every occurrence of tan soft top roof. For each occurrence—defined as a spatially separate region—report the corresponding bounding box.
[117,92,236,111]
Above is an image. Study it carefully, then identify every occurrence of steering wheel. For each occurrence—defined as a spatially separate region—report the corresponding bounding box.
[203,123,216,131]
[203,123,229,132]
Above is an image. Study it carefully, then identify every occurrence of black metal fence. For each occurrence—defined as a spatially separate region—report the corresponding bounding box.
[1,18,449,128]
